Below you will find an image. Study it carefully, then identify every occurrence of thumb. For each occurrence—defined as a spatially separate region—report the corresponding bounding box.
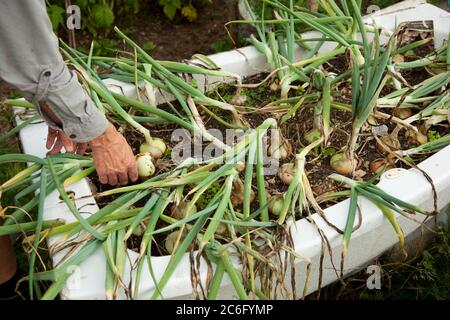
[46,127,57,150]
[60,132,76,153]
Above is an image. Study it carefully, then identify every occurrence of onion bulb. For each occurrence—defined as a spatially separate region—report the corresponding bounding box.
[140,137,166,159]
[215,223,227,236]
[369,159,394,174]
[376,135,401,154]
[330,152,357,176]
[386,153,397,163]
[392,54,405,63]
[235,161,245,172]
[231,178,255,206]
[171,201,197,220]
[165,230,185,254]
[132,223,146,237]
[270,81,279,92]
[278,163,296,185]
[268,194,284,216]
[269,129,292,160]
[136,153,155,179]
[393,108,413,120]
[404,129,428,145]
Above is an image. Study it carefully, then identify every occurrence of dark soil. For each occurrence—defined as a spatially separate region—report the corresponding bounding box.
[398,22,436,86]
[323,54,349,75]
[72,1,243,61]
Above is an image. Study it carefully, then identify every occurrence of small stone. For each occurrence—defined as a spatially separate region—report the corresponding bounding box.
[371,125,389,136]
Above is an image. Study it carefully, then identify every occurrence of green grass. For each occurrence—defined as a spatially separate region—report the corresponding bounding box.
[361,228,449,300]
[210,33,248,54]
[310,215,450,300]
[0,107,27,207]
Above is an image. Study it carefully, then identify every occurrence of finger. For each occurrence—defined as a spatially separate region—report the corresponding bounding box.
[76,143,88,155]
[47,138,63,155]
[118,171,129,186]
[98,171,108,185]
[107,173,118,186]
[94,161,109,184]
[128,163,138,182]
[60,133,75,153]
[46,128,57,150]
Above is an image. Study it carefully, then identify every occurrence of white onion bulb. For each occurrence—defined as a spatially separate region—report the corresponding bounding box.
[136,152,155,179]
[269,129,291,160]
[268,194,284,216]
[278,163,296,185]
[165,230,185,254]
[171,201,197,220]
[140,138,166,159]
[330,152,357,176]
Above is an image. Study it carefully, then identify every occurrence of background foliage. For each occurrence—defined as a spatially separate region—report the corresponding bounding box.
[46,0,215,36]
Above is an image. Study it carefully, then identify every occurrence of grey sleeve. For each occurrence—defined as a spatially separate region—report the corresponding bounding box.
[0,0,108,143]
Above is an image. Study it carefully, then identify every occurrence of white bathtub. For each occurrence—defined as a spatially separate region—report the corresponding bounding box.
[14,0,450,299]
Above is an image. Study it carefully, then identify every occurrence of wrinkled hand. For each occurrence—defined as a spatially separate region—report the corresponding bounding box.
[89,123,138,186]
[45,123,138,186]
[46,127,88,155]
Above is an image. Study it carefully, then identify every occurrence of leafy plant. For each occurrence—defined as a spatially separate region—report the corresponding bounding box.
[92,39,118,56]
[46,0,142,36]
[315,223,450,300]
[47,3,66,32]
[143,41,156,53]
[158,0,213,22]
[89,3,115,29]
[158,0,182,20]
[211,38,234,53]
[427,130,441,142]
[181,3,198,21]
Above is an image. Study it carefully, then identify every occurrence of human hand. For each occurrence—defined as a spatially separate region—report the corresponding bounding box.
[46,127,88,155]
[89,123,138,186]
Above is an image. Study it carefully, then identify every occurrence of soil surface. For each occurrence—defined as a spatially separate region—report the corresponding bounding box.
[73,1,243,61]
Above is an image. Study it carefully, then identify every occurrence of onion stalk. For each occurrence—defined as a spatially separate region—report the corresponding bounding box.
[331,3,393,175]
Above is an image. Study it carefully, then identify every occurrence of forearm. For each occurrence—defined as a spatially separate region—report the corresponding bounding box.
[0,0,108,143]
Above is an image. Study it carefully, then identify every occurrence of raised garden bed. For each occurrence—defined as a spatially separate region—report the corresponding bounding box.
[3,0,450,299]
